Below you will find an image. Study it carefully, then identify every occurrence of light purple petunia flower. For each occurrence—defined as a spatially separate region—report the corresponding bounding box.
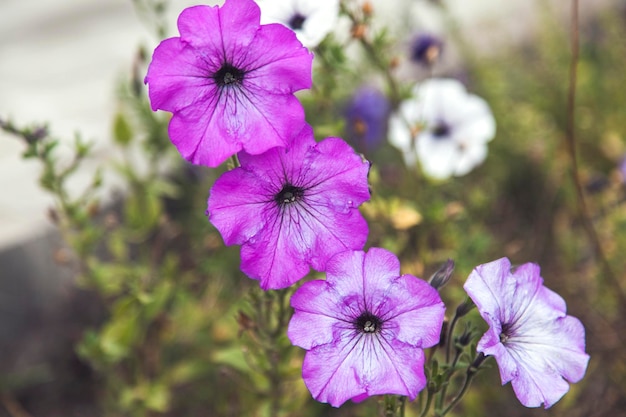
[207,124,371,290]
[464,257,590,408]
[344,86,390,155]
[288,248,446,407]
[145,0,313,167]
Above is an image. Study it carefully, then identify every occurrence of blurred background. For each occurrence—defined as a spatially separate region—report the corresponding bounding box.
[1,0,625,416]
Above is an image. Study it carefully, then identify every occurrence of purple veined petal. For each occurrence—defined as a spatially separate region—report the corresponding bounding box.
[302,329,428,407]
[239,214,312,289]
[207,128,370,289]
[506,317,590,408]
[207,167,274,246]
[177,0,261,54]
[383,277,447,348]
[145,38,219,113]
[298,202,369,271]
[288,248,445,407]
[322,250,370,305]
[145,0,313,167]
[464,257,590,409]
[229,90,306,156]
[288,280,346,349]
[244,23,314,93]
[168,98,241,167]
[464,257,516,324]
[237,123,314,178]
[176,5,223,51]
[302,137,371,211]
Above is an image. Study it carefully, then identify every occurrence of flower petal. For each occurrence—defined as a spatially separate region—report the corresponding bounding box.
[465,258,590,409]
[302,332,428,407]
[207,168,273,245]
[177,0,260,55]
[145,38,218,113]
[288,280,346,349]
[245,23,313,93]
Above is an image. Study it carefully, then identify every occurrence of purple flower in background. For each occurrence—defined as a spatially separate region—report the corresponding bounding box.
[288,248,446,407]
[389,78,496,179]
[464,258,589,408]
[410,33,444,66]
[618,155,626,182]
[145,0,313,167]
[344,86,390,154]
[207,124,371,290]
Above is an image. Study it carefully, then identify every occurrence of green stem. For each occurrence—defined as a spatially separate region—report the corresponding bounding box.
[418,389,434,417]
[340,4,402,108]
[439,354,486,416]
[564,0,626,308]
[383,395,407,417]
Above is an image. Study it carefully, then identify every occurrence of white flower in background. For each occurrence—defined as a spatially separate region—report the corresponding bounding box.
[256,0,340,48]
[389,78,496,180]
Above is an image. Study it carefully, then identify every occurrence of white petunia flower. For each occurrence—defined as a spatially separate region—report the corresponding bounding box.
[256,0,340,48]
[389,78,496,180]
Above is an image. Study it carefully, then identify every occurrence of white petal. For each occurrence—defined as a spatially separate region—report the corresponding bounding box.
[257,0,339,47]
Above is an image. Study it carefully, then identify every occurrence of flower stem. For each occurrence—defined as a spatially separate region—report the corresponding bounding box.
[439,353,486,416]
[382,395,406,417]
[564,0,626,308]
[418,389,434,417]
[340,3,402,108]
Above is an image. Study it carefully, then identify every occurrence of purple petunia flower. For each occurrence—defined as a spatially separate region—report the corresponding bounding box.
[288,248,446,407]
[463,257,590,408]
[207,124,371,290]
[344,86,390,154]
[410,33,444,66]
[145,0,313,167]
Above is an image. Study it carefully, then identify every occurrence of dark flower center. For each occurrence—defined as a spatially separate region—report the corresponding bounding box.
[355,312,382,334]
[288,13,307,30]
[431,121,450,138]
[499,322,512,344]
[213,63,245,88]
[353,117,368,137]
[275,183,305,206]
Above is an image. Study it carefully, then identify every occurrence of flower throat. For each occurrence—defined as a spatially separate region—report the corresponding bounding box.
[276,183,305,205]
[213,63,245,88]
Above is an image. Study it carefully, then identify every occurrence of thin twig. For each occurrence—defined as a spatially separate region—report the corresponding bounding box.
[0,394,34,417]
[565,0,626,307]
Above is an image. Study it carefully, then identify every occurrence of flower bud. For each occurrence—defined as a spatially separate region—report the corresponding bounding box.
[428,258,454,290]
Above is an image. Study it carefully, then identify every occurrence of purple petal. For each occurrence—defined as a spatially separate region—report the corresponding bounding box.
[177,1,260,54]
[384,275,446,348]
[207,168,272,245]
[302,332,427,407]
[465,258,590,409]
[239,219,312,289]
[145,0,313,167]
[288,280,345,349]
[244,23,313,93]
[145,38,219,113]
[208,127,370,288]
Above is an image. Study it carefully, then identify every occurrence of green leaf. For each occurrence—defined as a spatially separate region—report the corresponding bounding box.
[113,112,133,146]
